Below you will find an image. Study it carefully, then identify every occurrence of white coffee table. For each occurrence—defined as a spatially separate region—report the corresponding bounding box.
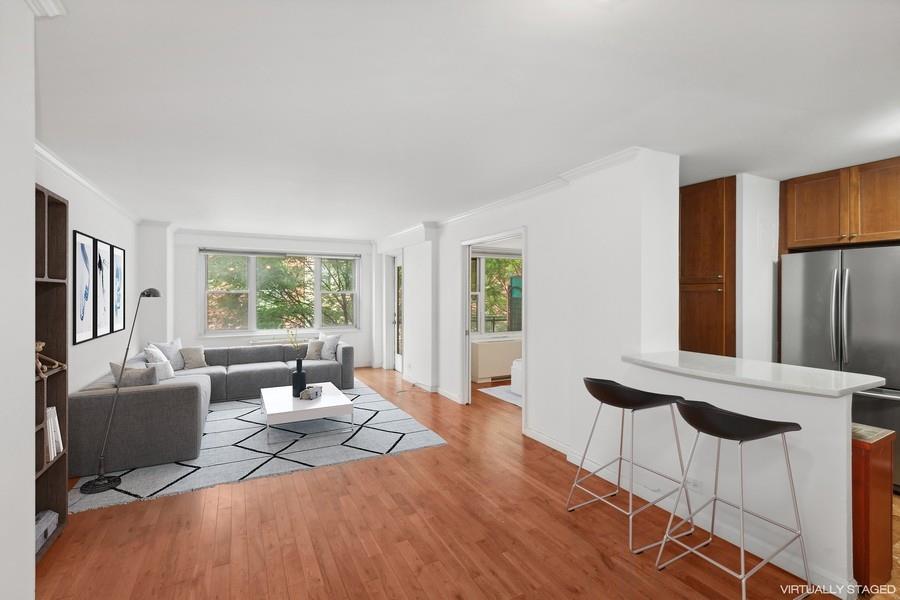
[260,382,354,442]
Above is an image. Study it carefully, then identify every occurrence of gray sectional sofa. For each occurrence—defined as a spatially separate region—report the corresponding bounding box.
[68,342,354,476]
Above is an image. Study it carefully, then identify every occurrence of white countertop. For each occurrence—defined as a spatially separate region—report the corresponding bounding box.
[622,351,885,398]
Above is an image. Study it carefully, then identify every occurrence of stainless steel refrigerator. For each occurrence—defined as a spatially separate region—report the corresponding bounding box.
[781,246,900,487]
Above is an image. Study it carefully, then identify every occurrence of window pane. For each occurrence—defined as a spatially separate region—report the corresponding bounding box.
[207,292,249,330]
[322,258,355,292]
[484,257,523,333]
[470,293,479,333]
[256,256,315,329]
[470,257,478,293]
[322,293,354,327]
[207,255,248,291]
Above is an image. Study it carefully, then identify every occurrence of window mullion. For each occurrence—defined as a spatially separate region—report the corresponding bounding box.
[314,257,322,329]
[479,258,486,334]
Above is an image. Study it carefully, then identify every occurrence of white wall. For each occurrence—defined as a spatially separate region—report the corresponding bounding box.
[735,173,780,361]
[137,220,175,347]
[0,2,37,593]
[435,148,680,455]
[36,150,141,390]
[172,230,374,365]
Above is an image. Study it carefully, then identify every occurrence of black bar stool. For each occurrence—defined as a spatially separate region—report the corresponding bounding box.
[656,398,812,600]
[566,378,694,553]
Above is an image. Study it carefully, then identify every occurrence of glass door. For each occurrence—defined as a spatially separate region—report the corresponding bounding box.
[394,262,403,372]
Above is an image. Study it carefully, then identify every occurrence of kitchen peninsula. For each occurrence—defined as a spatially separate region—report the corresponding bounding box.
[613,351,884,599]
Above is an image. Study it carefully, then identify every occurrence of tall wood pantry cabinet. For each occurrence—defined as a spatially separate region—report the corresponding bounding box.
[679,176,736,356]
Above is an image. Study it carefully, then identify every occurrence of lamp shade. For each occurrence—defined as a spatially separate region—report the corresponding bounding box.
[141,288,161,298]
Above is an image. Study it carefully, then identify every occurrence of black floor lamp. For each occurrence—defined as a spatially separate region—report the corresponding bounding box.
[80,287,161,494]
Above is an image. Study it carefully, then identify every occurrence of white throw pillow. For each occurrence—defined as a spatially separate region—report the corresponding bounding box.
[151,338,184,370]
[146,361,175,380]
[144,345,169,365]
[318,333,341,361]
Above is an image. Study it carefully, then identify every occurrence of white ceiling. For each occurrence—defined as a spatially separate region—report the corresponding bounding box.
[36,0,900,240]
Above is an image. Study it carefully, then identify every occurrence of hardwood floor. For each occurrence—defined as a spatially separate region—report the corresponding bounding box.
[38,368,829,599]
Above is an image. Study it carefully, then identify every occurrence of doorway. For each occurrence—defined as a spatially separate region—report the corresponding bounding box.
[461,230,526,416]
[394,258,403,373]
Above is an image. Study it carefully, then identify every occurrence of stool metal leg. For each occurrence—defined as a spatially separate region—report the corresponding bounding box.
[567,403,696,554]
[739,442,747,600]
[783,433,812,598]
[708,437,721,543]
[566,402,608,511]
[657,434,812,600]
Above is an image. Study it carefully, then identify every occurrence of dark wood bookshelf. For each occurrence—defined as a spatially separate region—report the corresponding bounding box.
[35,186,68,560]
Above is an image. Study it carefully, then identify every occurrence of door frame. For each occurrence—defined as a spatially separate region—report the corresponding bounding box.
[460,228,527,425]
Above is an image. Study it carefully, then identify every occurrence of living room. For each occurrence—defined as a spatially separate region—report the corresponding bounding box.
[6,1,900,599]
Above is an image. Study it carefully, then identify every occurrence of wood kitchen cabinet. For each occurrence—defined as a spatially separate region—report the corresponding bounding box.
[679,177,735,356]
[783,169,849,249]
[851,423,895,587]
[850,155,900,243]
[783,155,900,249]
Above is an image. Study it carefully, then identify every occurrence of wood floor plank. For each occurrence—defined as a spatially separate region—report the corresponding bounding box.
[36,368,831,599]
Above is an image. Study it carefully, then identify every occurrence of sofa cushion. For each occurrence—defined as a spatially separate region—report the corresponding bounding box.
[204,347,228,367]
[228,345,283,365]
[161,373,211,415]
[226,361,290,400]
[175,365,227,402]
[287,359,341,387]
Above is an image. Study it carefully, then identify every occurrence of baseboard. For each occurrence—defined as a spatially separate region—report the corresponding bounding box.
[414,382,439,393]
[522,426,572,456]
[437,388,464,404]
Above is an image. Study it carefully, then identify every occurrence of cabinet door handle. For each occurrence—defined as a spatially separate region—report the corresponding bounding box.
[716,288,723,293]
[839,233,848,239]
[716,274,723,279]
[849,233,858,239]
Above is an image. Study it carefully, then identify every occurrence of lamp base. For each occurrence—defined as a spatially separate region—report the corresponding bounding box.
[79,474,122,495]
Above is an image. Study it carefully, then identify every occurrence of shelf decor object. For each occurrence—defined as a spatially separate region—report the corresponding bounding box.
[35,185,69,559]
[80,287,161,494]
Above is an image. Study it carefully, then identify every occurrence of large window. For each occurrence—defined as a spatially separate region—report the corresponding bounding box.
[205,253,358,332]
[469,255,522,335]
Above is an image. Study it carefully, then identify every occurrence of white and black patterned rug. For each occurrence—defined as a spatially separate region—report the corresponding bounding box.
[68,382,445,513]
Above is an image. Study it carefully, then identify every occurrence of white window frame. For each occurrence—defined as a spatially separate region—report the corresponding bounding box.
[470,253,522,339]
[202,253,359,335]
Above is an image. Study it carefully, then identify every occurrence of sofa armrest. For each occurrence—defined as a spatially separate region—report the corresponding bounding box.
[68,381,206,476]
[336,342,354,389]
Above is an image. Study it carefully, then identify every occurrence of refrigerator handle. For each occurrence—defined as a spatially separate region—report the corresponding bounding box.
[829,268,839,363]
[841,268,850,364]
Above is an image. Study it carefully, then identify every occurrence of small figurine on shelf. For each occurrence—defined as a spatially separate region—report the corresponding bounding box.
[35,341,66,379]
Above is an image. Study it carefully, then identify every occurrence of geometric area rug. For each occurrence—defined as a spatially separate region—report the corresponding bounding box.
[68,381,446,513]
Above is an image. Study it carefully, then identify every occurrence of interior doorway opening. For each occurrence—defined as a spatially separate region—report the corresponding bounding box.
[462,231,525,414]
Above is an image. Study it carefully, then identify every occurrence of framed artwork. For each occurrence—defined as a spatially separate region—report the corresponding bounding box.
[73,231,95,344]
[112,246,125,332]
[95,239,112,337]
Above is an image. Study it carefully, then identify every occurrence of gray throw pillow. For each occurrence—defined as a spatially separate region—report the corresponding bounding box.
[180,346,208,369]
[151,338,184,370]
[109,363,159,387]
[318,333,341,361]
[306,340,325,360]
[143,345,169,365]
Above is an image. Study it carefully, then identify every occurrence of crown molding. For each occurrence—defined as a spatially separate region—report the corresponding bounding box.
[34,141,138,221]
[25,0,66,17]
[558,146,645,182]
[437,147,647,229]
[174,227,373,247]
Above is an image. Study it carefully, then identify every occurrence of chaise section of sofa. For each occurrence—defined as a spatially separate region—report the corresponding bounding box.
[68,373,210,476]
